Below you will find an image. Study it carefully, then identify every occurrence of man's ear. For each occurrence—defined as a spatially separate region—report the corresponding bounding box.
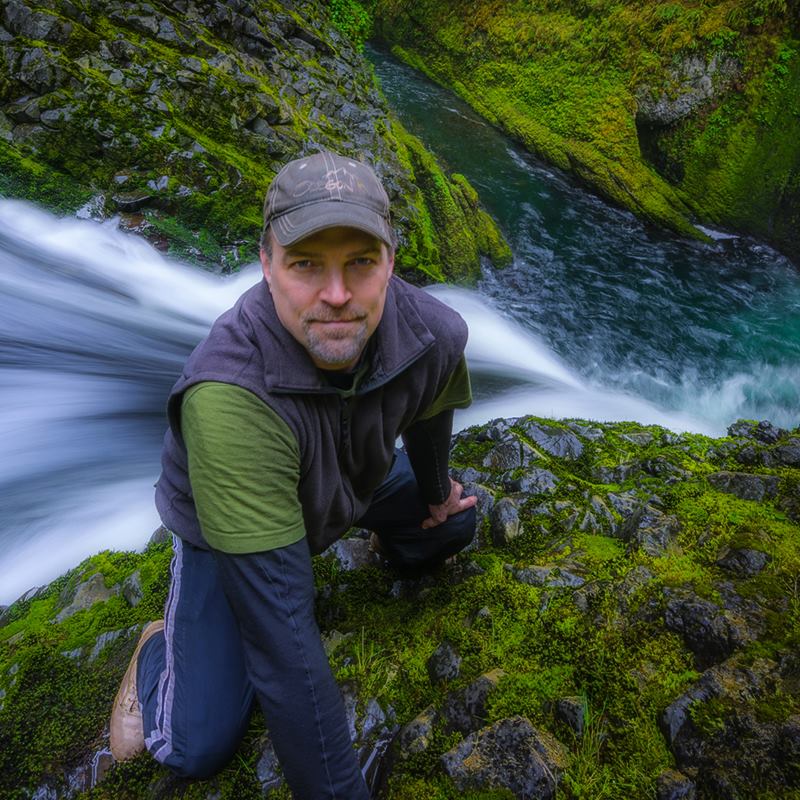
[387,248,395,277]
[260,248,272,284]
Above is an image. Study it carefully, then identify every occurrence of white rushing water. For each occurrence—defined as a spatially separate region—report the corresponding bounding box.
[0,199,778,603]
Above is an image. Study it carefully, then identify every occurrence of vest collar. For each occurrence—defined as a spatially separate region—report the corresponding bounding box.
[252,277,436,394]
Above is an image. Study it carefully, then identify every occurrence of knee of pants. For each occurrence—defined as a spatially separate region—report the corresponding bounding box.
[448,504,477,552]
[158,741,239,781]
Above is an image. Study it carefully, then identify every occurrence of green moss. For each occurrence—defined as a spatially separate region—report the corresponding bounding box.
[375,0,800,255]
[0,141,92,212]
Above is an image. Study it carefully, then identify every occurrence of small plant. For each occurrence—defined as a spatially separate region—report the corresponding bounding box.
[336,626,391,700]
[328,0,373,49]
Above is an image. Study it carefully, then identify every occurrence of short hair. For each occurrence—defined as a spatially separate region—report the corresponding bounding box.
[260,224,273,259]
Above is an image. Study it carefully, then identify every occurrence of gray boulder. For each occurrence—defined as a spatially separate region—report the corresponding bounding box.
[427,640,461,684]
[664,596,746,668]
[707,471,780,502]
[441,716,568,799]
[54,573,119,623]
[491,496,522,545]
[715,547,770,577]
[521,420,583,460]
[441,668,505,734]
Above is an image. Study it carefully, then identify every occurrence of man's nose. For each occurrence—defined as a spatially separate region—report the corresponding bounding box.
[319,269,352,306]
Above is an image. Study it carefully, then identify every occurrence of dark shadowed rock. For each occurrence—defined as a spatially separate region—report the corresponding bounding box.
[521,420,583,460]
[656,768,696,800]
[708,471,780,502]
[727,419,786,444]
[442,669,505,734]
[396,705,437,756]
[715,547,770,577]
[664,596,747,668]
[555,696,585,737]
[255,735,284,792]
[441,716,567,799]
[620,505,680,556]
[427,640,461,684]
[461,481,495,527]
[121,570,143,606]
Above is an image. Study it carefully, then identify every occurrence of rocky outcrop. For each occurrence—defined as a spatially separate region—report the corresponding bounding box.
[1,416,798,799]
[0,0,510,278]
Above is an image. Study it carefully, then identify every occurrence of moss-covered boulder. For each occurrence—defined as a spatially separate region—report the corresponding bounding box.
[371,0,800,264]
[0,0,509,279]
[1,416,799,798]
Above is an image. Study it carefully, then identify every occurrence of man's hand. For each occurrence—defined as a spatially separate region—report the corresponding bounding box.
[421,478,477,529]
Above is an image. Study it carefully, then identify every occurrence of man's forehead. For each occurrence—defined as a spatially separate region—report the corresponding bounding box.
[277,226,386,253]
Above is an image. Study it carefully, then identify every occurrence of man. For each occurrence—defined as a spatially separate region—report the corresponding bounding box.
[109,151,477,798]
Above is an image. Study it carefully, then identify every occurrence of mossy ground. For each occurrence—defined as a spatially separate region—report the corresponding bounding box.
[2,417,797,798]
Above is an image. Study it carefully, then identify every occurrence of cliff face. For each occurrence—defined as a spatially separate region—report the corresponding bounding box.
[0,0,510,279]
[371,0,800,265]
[1,417,798,799]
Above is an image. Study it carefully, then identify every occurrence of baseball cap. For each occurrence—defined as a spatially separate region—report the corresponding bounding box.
[262,151,394,248]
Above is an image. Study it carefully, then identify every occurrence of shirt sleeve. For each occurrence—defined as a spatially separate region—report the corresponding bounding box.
[415,354,472,422]
[181,382,306,553]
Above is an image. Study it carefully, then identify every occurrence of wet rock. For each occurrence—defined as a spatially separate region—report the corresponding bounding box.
[111,190,154,212]
[396,705,437,756]
[89,625,138,662]
[503,467,559,496]
[521,420,583,460]
[427,640,461,684]
[727,419,786,444]
[607,490,642,522]
[664,596,746,669]
[555,696,585,737]
[773,439,800,467]
[461,481,495,526]
[255,735,284,793]
[511,565,585,590]
[707,471,780,502]
[656,769,696,800]
[482,439,537,471]
[441,716,567,799]
[54,573,119,623]
[340,685,396,787]
[567,422,604,440]
[659,661,794,794]
[620,505,680,556]
[121,570,143,606]
[490,496,522,545]
[442,669,505,734]
[640,456,691,482]
[148,524,172,545]
[324,537,382,572]
[715,547,770,577]
[620,431,655,446]
[592,462,638,483]
[636,54,740,126]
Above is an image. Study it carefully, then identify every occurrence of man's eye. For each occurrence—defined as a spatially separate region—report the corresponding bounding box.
[350,257,375,268]
[291,259,315,269]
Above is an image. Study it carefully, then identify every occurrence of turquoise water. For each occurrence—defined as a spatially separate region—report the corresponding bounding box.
[369,46,800,433]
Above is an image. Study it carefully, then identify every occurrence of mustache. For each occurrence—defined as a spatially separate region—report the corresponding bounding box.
[303,309,367,323]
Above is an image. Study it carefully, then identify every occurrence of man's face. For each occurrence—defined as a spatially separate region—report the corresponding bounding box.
[260,226,394,371]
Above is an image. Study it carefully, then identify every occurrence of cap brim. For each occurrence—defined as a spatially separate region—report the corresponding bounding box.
[270,201,394,248]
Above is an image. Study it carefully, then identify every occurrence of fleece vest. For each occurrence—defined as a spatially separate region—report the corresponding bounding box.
[155,276,468,555]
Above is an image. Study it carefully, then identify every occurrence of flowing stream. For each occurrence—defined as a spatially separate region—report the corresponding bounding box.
[1,52,798,604]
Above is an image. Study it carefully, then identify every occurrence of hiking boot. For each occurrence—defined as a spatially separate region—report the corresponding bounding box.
[110,619,164,761]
